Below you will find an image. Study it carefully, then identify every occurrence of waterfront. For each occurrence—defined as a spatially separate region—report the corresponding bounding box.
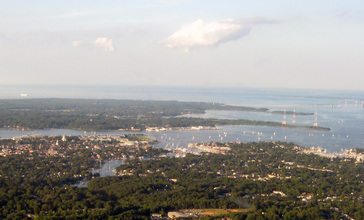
[0,86,363,153]
[1,122,362,154]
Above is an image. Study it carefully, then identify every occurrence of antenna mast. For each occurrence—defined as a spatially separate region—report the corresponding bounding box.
[313,111,318,127]
[292,109,296,124]
[282,110,287,126]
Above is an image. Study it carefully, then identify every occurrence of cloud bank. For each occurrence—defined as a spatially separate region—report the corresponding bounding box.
[73,37,115,52]
[162,18,267,52]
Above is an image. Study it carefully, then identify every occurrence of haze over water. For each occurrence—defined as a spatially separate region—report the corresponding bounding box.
[1,85,363,152]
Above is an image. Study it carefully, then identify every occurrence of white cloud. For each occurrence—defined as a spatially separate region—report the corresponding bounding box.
[72,37,115,52]
[162,19,254,52]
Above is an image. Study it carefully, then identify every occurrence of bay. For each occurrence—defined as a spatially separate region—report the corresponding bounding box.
[1,85,363,152]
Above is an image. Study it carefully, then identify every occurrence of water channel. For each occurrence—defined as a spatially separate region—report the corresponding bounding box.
[71,159,124,188]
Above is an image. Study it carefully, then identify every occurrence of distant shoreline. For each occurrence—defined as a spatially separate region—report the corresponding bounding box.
[0,98,330,132]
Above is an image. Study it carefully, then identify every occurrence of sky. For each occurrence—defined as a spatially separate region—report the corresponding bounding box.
[1,0,364,90]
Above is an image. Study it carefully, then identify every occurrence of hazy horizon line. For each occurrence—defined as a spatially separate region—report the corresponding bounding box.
[2,83,364,93]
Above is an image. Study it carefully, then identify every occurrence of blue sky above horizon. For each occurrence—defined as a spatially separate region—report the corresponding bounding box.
[1,0,364,90]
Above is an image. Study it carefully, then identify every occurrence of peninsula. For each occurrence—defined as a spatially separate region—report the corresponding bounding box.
[0,99,330,131]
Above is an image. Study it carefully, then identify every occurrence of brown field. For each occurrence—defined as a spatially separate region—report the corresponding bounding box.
[227,209,250,212]
[181,208,251,216]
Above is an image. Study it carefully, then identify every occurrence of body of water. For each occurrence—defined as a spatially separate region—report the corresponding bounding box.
[71,159,124,187]
[1,85,363,152]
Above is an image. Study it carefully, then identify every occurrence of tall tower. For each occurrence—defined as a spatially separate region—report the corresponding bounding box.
[292,109,296,124]
[282,110,287,126]
[313,111,318,127]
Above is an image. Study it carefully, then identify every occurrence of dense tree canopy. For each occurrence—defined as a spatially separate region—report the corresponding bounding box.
[0,138,362,219]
